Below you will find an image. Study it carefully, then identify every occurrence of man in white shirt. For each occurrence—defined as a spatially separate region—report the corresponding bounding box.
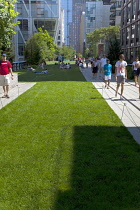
[115,54,127,99]
[100,54,107,78]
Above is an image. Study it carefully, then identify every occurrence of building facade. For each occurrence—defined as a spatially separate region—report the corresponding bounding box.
[61,0,72,46]
[14,0,61,62]
[86,0,111,34]
[110,0,121,26]
[69,0,86,53]
[121,0,140,61]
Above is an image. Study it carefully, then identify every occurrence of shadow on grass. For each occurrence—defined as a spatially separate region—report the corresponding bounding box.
[54,125,140,210]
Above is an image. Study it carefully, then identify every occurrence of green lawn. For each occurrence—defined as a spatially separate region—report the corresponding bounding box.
[0,64,140,209]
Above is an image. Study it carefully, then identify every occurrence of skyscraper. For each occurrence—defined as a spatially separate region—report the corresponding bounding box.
[69,0,86,52]
[61,0,72,45]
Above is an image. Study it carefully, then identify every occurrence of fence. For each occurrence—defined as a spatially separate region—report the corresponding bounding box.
[12,61,27,71]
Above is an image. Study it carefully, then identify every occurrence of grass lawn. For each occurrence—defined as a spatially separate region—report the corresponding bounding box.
[0,64,140,209]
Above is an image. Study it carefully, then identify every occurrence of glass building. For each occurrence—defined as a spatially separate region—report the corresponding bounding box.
[69,0,86,53]
[61,0,72,46]
[121,0,140,61]
[14,0,61,62]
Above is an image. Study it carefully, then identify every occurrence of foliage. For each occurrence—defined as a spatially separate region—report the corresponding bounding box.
[86,25,120,56]
[127,65,133,80]
[107,37,121,72]
[76,52,83,58]
[56,45,76,61]
[87,25,120,44]
[24,28,57,64]
[0,0,19,53]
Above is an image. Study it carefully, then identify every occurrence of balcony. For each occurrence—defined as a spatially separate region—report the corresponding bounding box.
[110,20,115,26]
[110,13,116,20]
[110,5,116,12]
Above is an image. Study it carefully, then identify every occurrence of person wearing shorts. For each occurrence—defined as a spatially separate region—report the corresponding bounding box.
[0,54,13,98]
[132,57,140,86]
[136,63,140,99]
[104,59,112,89]
[115,54,127,99]
[100,54,107,79]
[91,58,98,79]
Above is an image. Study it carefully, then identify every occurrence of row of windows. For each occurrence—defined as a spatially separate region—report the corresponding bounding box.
[18,19,56,31]
[121,21,140,47]
[122,0,140,26]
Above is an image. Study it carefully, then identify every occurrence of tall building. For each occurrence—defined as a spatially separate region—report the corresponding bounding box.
[69,0,86,53]
[14,0,61,62]
[121,0,140,61]
[86,0,111,34]
[80,11,86,54]
[61,0,72,46]
[110,0,122,26]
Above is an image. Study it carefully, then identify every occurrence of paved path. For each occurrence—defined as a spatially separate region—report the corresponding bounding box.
[0,82,36,109]
[80,67,140,145]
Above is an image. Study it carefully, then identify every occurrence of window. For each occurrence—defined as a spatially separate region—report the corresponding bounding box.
[18,44,24,56]
[18,19,28,31]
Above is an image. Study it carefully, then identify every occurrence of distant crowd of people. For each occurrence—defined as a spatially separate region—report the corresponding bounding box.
[0,53,140,99]
[60,62,71,69]
[76,54,140,99]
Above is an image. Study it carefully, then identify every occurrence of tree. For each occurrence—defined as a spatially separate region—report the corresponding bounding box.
[0,0,19,54]
[86,25,120,56]
[107,37,121,72]
[60,45,76,60]
[24,28,57,64]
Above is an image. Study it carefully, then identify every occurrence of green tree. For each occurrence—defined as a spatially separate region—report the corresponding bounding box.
[24,28,56,64]
[107,37,121,72]
[0,0,19,54]
[86,25,120,56]
[60,45,76,60]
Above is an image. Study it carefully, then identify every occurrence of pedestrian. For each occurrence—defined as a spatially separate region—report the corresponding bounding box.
[91,58,98,79]
[132,56,140,86]
[104,59,112,89]
[85,58,89,68]
[115,54,127,99]
[0,54,13,98]
[136,62,140,99]
[100,54,107,79]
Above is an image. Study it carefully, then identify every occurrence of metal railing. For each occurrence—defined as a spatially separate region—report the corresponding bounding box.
[12,61,27,71]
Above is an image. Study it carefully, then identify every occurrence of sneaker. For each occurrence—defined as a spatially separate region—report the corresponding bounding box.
[2,95,6,98]
[6,95,10,98]
[120,95,123,100]
[107,87,110,89]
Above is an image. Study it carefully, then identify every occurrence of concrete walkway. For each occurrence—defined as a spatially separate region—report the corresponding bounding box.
[80,66,140,145]
[0,82,36,109]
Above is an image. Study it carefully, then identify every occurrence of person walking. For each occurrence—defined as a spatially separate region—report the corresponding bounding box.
[104,59,112,89]
[0,54,13,98]
[115,54,127,99]
[91,58,98,79]
[100,54,107,79]
[132,56,140,86]
[136,63,140,99]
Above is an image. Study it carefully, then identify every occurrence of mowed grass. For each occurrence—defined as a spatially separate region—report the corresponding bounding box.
[0,65,140,209]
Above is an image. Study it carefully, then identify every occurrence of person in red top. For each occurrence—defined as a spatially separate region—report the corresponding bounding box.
[0,54,13,98]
